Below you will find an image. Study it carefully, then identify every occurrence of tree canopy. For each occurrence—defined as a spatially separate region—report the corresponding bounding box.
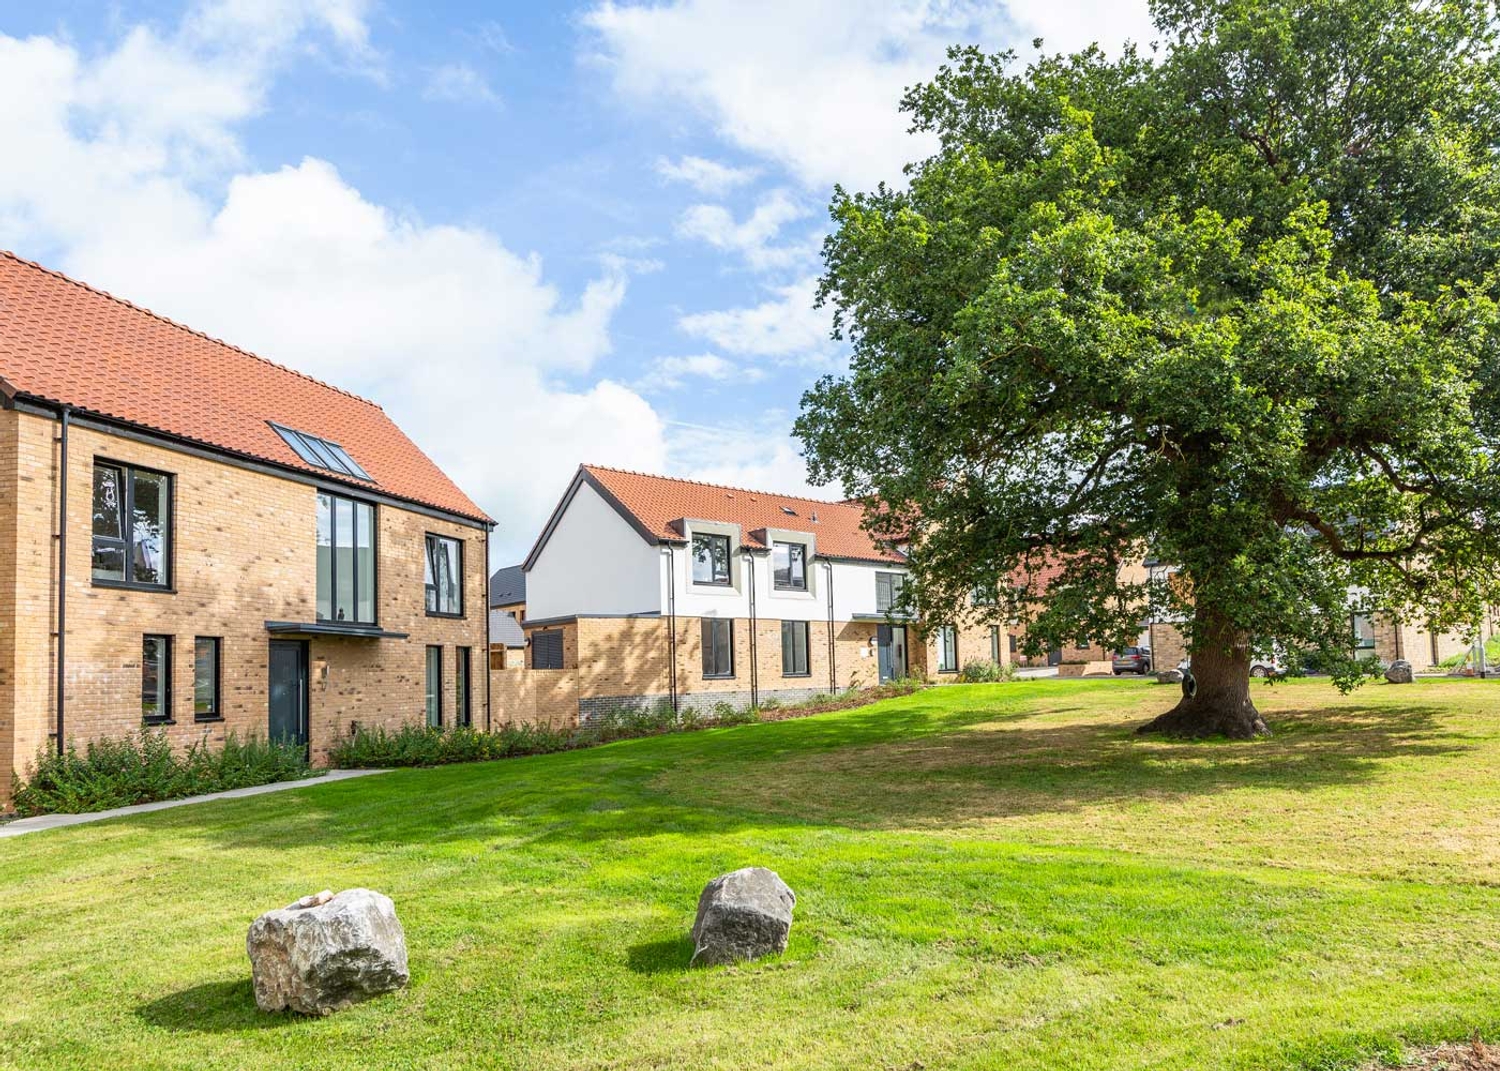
[796,0,1500,735]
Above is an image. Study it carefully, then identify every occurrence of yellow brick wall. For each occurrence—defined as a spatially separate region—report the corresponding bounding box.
[3,411,489,805]
[916,618,1011,679]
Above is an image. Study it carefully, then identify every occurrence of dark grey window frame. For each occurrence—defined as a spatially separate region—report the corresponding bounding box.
[142,634,174,724]
[532,629,565,670]
[270,422,374,482]
[772,541,808,592]
[937,625,959,674]
[91,459,175,592]
[425,645,443,728]
[424,532,465,618]
[317,491,379,627]
[456,646,472,728]
[193,636,222,722]
[691,533,732,586]
[990,625,1001,665]
[701,618,735,679]
[781,620,811,677]
[876,571,906,613]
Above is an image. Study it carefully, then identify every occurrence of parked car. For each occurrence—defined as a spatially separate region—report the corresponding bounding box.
[1112,646,1153,675]
[1176,653,1287,678]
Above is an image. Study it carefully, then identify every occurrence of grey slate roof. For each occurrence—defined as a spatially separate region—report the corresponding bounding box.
[489,564,525,607]
[489,608,526,648]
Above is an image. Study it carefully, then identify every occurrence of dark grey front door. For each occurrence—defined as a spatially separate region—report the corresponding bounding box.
[268,640,309,748]
[877,625,908,682]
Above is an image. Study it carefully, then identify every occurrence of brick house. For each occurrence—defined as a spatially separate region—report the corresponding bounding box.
[496,466,1006,727]
[0,252,492,807]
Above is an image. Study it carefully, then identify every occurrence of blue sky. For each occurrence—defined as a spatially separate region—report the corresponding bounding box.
[0,0,1153,561]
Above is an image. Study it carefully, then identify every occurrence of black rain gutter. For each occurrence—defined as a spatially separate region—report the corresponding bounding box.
[55,405,70,755]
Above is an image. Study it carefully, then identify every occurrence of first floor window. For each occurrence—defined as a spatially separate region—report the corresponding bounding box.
[93,462,172,588]
[531,630,564,670]
[990,626,1001,664]
[773,542,807,591]
[317,492,377,625]
[937,625,958,673]
[692,533,732,585]
[142,634,172,723]
[456,646,472,727]
[702,618,734,678]
[193,637,221,720]
[781,620,810,676]
[425,646,442,727]
[876,571,906,613]
[1352,613,1376,650]
[424,534,463,616]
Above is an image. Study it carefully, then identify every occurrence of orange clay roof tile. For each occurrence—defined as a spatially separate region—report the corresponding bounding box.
[581,464,904,564]
[0,251,489,523]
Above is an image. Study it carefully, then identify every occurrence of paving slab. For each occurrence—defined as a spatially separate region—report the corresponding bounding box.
[0,768,390,839]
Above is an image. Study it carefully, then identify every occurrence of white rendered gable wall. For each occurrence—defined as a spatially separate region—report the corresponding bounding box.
[525,481,663,620]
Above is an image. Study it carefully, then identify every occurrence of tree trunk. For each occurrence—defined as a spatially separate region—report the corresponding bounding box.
[1137,603,1269,739]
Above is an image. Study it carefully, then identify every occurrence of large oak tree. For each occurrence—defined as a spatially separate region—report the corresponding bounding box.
[796,0,1500,737]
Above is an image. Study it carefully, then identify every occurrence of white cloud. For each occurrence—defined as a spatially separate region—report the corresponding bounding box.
[678,276,836,364]
[667,423,824,500]
[422,62,501,108]
[0,10,670,561]
[654,154,758,195]
[675,189,816,272]
[586,0,1156,191]
[636,352,764,392]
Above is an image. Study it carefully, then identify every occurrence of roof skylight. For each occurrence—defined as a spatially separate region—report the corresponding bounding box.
[270,422,373,482]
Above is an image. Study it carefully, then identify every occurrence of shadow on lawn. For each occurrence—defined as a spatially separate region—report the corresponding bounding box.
[153,688,1477,852]
[135,979,297,1034]
[626,934,696,974]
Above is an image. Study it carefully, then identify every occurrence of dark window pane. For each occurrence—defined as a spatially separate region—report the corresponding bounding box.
[425,646,442,727]
[194,637,219,717]
[356,502,375,624]
[702,618,733,677]
[456,647,470,727]
[425,534,462,616]
[316,493,333,621]
[773,542,807,590]
[142,635,170,722]
[92,465,122,539]
[334,496,355,622]
[326,442,372,481]
[130,470,168,585]
[781,621,809,675]
[274,424,324,466]
[92,543,125,582]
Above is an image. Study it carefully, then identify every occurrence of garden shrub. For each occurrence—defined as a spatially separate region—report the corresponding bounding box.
[13,729,314,816]
[958,659,1015,683]
[328,723,572,768]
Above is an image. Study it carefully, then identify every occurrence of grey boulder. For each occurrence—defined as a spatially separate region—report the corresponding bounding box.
[1156,669,1184,684]
[690,867,796,967]
[1385,659,1415,684]
[247,888,409,1015]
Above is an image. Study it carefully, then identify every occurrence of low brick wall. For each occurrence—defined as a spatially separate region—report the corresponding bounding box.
[1057,660,1115,678]
[490,667,578,731]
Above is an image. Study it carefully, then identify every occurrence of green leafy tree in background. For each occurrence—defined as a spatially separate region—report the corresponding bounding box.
[797,0,1500,737]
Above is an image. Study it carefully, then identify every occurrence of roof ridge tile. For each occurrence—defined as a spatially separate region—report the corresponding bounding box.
[583,463,851,507]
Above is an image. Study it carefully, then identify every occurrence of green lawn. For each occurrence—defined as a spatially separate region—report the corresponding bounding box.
[4,678,1500,1070]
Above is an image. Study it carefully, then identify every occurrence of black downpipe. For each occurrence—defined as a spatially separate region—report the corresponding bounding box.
[663,547,678,713]
[744,553,758,709]
[55,406,71,755]
[824,560,836,693]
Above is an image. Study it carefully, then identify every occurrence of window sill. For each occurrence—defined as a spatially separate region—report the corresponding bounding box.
[781,672,812,679]
[93,579,175,594]
[772,586,809,594]
[702,674,736,681]
[937,669,959,675]
[194,715,224,724]
[425,611,466,620]
[142,718,176,727]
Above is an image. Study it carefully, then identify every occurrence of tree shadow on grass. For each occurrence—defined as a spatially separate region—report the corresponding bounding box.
[626,934,696,975]
[135,979,300,1034]
[122,688,1482,854]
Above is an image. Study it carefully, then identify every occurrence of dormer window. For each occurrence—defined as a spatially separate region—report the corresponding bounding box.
[772,541,807,591]
[691,533,731,585]
[271,422,373,482]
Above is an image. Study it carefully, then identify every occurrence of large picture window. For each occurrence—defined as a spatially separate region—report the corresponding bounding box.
[316,492,376,625]
[772,542,807,591]
[701,618,734,678]
[936,625,958,673]
[691,533,731,585]
[142,634,172,723]
[425,534,463,617]
[781,620,810,676]
[92,462,171,588]
[425,645,442,727]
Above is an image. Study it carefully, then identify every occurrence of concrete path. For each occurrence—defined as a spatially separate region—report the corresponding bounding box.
[0,768,390,839]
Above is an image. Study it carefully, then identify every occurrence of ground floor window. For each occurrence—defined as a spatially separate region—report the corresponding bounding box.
[142,635,172,723]
[989,626,1001,664]
[781,621,810,676]
[425,646,442,727]
[1352,613,1377,652]
[456,646,472,727]
[702,618,734,679]
[193,637,221,720]
[937,626,958,673]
